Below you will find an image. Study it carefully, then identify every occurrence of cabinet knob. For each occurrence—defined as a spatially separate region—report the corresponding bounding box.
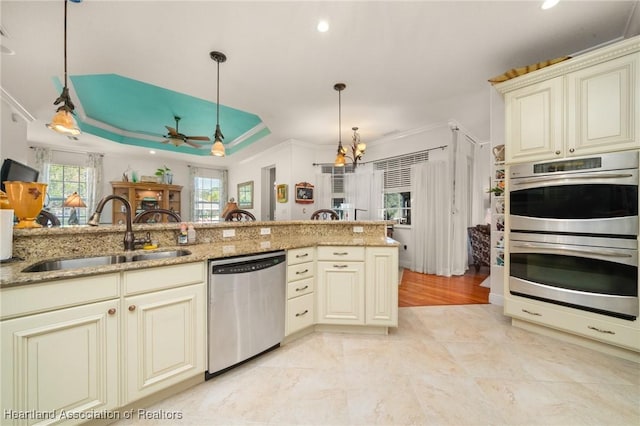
[555,151,561,155]
[569,148,575,153]
[128,305,136,312]
[108,308,116,315]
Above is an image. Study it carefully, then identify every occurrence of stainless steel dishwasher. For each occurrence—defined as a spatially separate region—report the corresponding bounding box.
[206,251,286,378]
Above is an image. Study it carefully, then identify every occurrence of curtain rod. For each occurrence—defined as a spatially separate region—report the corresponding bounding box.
[29,146,104,157]
[312,144,447,167]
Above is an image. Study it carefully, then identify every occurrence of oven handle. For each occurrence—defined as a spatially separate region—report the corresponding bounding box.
[511,172,634,187]
[510,242,634,259]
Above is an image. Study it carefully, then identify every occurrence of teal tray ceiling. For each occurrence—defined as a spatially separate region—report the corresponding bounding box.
[65,74,269,156]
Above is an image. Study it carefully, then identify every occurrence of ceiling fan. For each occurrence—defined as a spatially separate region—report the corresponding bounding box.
[163,116,210,148]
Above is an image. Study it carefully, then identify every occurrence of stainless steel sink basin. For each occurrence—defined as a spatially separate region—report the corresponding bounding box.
[22,249,192,272]
[22,255,128,272]
[130,249,192,262]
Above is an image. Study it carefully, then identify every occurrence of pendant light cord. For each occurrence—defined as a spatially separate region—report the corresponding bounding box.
[216,60,220,126]
[338,88,342,144]
[63,0,68,88]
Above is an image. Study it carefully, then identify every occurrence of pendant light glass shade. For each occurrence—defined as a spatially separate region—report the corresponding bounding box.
[210,51,227,157]
[333,83,346,167]
[47,109,80,136]
[48,0,81,136]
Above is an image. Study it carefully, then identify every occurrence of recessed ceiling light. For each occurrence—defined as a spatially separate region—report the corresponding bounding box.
[541,0,560,10]
[317,20,329,33]
[149,150,156,155]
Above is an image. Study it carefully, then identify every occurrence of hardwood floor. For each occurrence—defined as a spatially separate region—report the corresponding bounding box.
[398,267,490,307]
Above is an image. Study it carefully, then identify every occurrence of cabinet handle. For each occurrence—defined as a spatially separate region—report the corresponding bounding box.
[295,285,309,292]
[333,264,349,269]
[108,308,116,315]
[295,310,309,317]
[555,150,561,155]
[588,325,615,335]
[333,252,349,256]
[296,269,309,275]
[296,253,309,258]
[128,305,136,312]
[569,148,575,153]
[522,309,541,316]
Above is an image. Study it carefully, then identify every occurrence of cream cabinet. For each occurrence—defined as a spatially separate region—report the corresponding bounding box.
[504,76,564,163]
[1,275,120,425]
[316,247,366,325]
[122,263,206,404]
[285,247,315,336]
[505,295,640,353]
[1,262,206,422]
[365,247,398,326]
[500,39,640,164]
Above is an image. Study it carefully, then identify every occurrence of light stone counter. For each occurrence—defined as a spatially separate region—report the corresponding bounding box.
[2,221,397,287]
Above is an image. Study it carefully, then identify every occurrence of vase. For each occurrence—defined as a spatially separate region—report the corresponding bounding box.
[4,181,48,229]
[164,172,173,185]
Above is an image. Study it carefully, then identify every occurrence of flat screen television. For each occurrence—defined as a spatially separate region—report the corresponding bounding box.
[0,159,40,192]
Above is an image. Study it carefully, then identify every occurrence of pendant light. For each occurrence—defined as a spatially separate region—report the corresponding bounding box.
[332,83,365,169]
[210,51,227,157]
[333,83,347,167]
[47,0,81,136]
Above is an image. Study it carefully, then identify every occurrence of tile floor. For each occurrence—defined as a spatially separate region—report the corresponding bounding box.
[115,305,639,425]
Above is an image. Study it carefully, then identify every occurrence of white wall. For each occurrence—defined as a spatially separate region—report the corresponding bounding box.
[1,107,30,166]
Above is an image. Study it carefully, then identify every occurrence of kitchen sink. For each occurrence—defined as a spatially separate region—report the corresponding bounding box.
[130,249,192,262]
[22,255,129,272]
[22,249,192,273]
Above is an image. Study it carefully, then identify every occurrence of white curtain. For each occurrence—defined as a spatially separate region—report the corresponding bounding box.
[85,153,103,213]
[450,129,475,275]
[411,161,453,276]
[33,146,52,184]
[344,163,384,220]
[315,172,332,210]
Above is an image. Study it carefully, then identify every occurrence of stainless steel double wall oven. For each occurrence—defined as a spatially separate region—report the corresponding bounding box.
[508,151,639,320]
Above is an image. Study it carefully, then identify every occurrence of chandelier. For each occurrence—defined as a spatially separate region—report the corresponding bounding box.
[333,83,365,169]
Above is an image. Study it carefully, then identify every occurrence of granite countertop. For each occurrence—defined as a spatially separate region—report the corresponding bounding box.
[1,235,398,288]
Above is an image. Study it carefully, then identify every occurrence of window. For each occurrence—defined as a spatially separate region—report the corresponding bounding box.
[375,150,430,225]
[193,176,223,222]
[321,164,354,219]
[46,163,89,225]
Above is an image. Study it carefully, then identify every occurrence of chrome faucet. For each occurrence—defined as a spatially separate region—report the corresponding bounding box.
[88,194,148,251]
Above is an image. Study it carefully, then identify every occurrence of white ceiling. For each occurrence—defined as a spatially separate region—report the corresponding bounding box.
[1,0,639,166]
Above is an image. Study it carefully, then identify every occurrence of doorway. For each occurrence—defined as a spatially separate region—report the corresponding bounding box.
[261,165,276,220]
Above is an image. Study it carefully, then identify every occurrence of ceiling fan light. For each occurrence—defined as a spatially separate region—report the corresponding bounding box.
[169,137,182,147]
[46,109,80,136]
[211,139,225,157]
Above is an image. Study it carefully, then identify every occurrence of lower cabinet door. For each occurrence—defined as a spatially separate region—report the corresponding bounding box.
[123,283,205,404]
[1,299,119,425]
[317,261,365,325]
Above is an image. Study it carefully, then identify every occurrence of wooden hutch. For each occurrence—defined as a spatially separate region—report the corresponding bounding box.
[110,181,182,224]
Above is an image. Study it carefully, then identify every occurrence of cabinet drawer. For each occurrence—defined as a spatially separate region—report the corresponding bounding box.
[287,263,314,282]
[286,293,314,335]
[0,273,120,320]
[123,262,205,295]
[287,277,314,299]
[505,297,640,351]
[288,247,315,265]
[317,246,365,261]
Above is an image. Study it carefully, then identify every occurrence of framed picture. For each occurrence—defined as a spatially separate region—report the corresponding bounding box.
[294,182,314,204]
[237,181,254,209]
[276,184,288,203]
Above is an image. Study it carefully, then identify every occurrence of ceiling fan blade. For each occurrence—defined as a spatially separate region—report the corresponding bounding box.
[184,140,202,148]
[186,136,211,141]
[165,126,178,136]
[161,139,170,144]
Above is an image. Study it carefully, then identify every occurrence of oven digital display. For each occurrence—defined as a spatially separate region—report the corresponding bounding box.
[533,157,602,173]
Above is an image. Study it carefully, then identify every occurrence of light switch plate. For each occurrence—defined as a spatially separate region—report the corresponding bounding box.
[223,229,236,238]
[353,226,364,233]
[260,228,271,235]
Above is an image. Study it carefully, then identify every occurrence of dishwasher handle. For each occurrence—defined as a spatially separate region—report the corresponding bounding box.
[210,251,286,274]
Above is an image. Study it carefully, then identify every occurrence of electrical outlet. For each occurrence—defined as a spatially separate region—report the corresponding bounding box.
[353,226,364,233]
[260,228,271,235]
[222,229,235,238]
